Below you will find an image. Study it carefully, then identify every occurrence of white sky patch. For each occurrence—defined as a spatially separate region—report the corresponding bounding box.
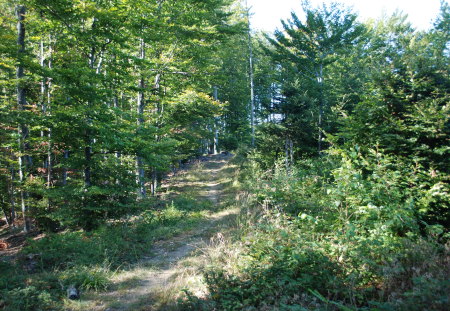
[247,0,445,32]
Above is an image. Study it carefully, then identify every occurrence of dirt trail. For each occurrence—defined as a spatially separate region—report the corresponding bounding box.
[78,153,238,311]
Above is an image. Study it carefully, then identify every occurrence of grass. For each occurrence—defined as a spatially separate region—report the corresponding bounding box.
[0,154,243,311]
[0,205,210,311]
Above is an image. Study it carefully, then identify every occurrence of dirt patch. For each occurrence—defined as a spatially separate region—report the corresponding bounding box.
[0,227,44,260]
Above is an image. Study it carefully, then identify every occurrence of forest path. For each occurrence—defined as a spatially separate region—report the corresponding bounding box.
[69,153,239,311]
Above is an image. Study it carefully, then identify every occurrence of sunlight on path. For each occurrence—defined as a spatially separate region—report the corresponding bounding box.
[68,153,239,311]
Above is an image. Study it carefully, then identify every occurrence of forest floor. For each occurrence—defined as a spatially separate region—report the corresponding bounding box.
[66,153,241,311]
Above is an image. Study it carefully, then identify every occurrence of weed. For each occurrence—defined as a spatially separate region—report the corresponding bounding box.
[59,265,111,292]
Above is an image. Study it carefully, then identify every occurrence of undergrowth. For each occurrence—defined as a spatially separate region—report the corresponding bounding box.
[0,195,210,311]
[179,150,450,310]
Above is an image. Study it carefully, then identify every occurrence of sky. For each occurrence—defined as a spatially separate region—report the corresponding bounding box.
[247,0,446,32]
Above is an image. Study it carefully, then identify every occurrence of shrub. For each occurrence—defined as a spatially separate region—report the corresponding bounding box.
[204,214,348,310]
[3,286,57,311]
[200,152,450,310]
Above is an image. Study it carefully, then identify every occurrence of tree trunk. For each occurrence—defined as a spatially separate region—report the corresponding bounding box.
[2,207,11,226]
[317,63,324,155]
[246,1,255,147]
[136,37,146,198]
[62,150,69,185]
[46,37,53,189]
[113,94,121,160]
[151,169,157,196]
[213,86,219,154]
[285,138,290,171]
[9,168,16,227]
[16,5,31,233]
[40,38,53,190]
[84,144,92,188]
[84,45,96,189]
[289,139,293,164]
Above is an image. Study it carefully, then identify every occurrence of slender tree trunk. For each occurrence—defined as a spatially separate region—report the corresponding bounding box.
[2,207,11,226]
[246,1,255,147]
[150,72,163,196]
[40,38,52,190]
[62,150,69,185]
[112,53,122,162]
[46,38,53,189]
[214,124,219,154]
[136,37,146,198]
[151,169,157,196]
[317,63,324,155]
[40,40,46,114]
[213,86,219,154]
[84,144,92,188]
[16,5,31,233]
[285,138,290,171]
[113,94,122,160]
[84,45,96,189]
[9,168,16,227]
[289,139,293,164]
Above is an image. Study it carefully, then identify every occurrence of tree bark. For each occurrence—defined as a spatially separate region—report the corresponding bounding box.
[46,39,53,189]
[84,40,96,189]
[40,38,53,190]
[213,86,219,154]
[62,150,69,185]
[317,63,324,155]
[151,169,157,196]
[113,94,122,160]
[136,37,146,198]
[246,1,255,147]
[9,168,16,227]
[16,5,31,233]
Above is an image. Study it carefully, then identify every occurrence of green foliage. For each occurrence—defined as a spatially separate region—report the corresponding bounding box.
[168,90,224,157]
[260,1,366,157]
[0,0,448,310]
[0,0,243,232]
[202,146,449,309]
[0,270,62,311]
[59,265,110,292]
[0,194,213,310]
[3,286,57,311]
[205,218,346,310]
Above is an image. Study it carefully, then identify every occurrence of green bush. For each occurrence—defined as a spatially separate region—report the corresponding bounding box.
[200,151,449,310]
[3,286,57,311]
[0,273,62,311]
[205,215,348,310]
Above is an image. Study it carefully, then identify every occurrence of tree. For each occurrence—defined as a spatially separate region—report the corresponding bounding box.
[336,9,450,229]
[0,0,240,230]
[267,1,364,154]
